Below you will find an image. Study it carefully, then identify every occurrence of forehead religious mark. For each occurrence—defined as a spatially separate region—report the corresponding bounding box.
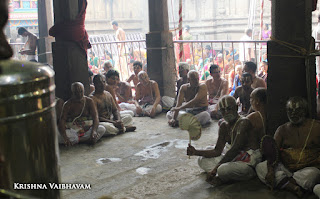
[219,98,229,108]
[288,101,300,109]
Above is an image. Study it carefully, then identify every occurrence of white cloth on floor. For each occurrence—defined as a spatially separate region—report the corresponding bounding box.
[119,102,136,116]
[166,110,211,126]
[58,125,106,144]
[313,184,320,198]
[198,149,261,182]
[100,114,134,135]
[162,96,175,108]
[256,161,320,191]
[139,104,162,116]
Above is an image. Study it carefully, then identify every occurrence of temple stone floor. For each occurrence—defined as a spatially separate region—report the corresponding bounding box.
[59,113,318,199]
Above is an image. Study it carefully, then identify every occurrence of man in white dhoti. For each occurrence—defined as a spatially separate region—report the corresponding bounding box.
[187,96,262,186]
[256,97,320,197]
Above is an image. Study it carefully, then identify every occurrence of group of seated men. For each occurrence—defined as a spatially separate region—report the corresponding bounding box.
[187,93,320,198]
[56,60,320,197]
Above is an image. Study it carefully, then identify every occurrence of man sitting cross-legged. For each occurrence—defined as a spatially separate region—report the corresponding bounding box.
[134,71,162,118]
[105,69,134,117]
[127,61,142,88]
[58,82,106,146]
[232,72,254,115]
[116,79,137,116]
[206,64,229,119]
[91,74,136,135]
[187,96,262,186]
[167,70,211,127]
[162,62,190,109]
[256,97,320,198]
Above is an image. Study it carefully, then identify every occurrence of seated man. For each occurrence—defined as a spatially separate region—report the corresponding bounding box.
[167,70,211,127]
[242,61,266,89]
[162,62,190,109]
[246,88,267,143]
[256,97,320,197]
[232,72,254,115]
[18,27,37,61]
[134,71,162,118]
[91,74,136,135]
[105,69,134,117]
[58,82,105,146]
[127,61,142,88]
[102,61,113,75]
[206,64,229,119]
[115,80,133,103]
[187,96,261,186]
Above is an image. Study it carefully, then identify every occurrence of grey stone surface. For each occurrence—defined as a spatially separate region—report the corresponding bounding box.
[59,113,318,199]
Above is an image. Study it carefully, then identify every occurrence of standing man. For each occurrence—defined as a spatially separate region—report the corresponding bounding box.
[112,20,128,80]
[239,28,253,64]
[18,27,37,62]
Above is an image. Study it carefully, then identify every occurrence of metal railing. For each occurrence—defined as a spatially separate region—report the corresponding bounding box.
[10,39,319,80]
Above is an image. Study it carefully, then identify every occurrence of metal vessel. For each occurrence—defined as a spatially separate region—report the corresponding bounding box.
[0,59,60,199]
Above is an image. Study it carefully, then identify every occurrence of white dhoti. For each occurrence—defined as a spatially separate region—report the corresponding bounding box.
[198,149,261,182]
[58,125,106,144]
[138,104,162,116]
[119,102,136,116]
[166,109,211,126]
[256,161,320,191]
[161,96,175,108]
[100,114,134,135]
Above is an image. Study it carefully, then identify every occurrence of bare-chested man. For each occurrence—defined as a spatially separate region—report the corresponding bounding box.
[112,20,128,80]
[103,61,113,75]
[134,71,162,118]
[105,69,134,117]
[206,64,229,119]
[127,61,142,87]
[91,74,135,135]
[243,61,266,89]
[233,72,254,115]
[162,62,190,109]
[187,96,262,186]
[246,88,267,145]
[115,81,133,103]
[18,27,37,61]
[256,97,320,198]
[58,82,105,146]
[167,70,211,127]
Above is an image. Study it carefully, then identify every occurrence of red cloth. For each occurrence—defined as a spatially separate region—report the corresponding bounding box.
[49,0,91,53]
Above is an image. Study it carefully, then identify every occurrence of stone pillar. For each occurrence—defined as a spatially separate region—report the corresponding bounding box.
[267,0,316,135]
[51,0,90,101]
[37,0,54,65]
[146,0,176,97]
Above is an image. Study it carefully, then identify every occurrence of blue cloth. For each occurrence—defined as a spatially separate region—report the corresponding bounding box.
[230,74,241,96]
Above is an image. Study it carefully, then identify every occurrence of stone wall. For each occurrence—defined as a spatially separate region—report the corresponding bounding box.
[84,0,272,41]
